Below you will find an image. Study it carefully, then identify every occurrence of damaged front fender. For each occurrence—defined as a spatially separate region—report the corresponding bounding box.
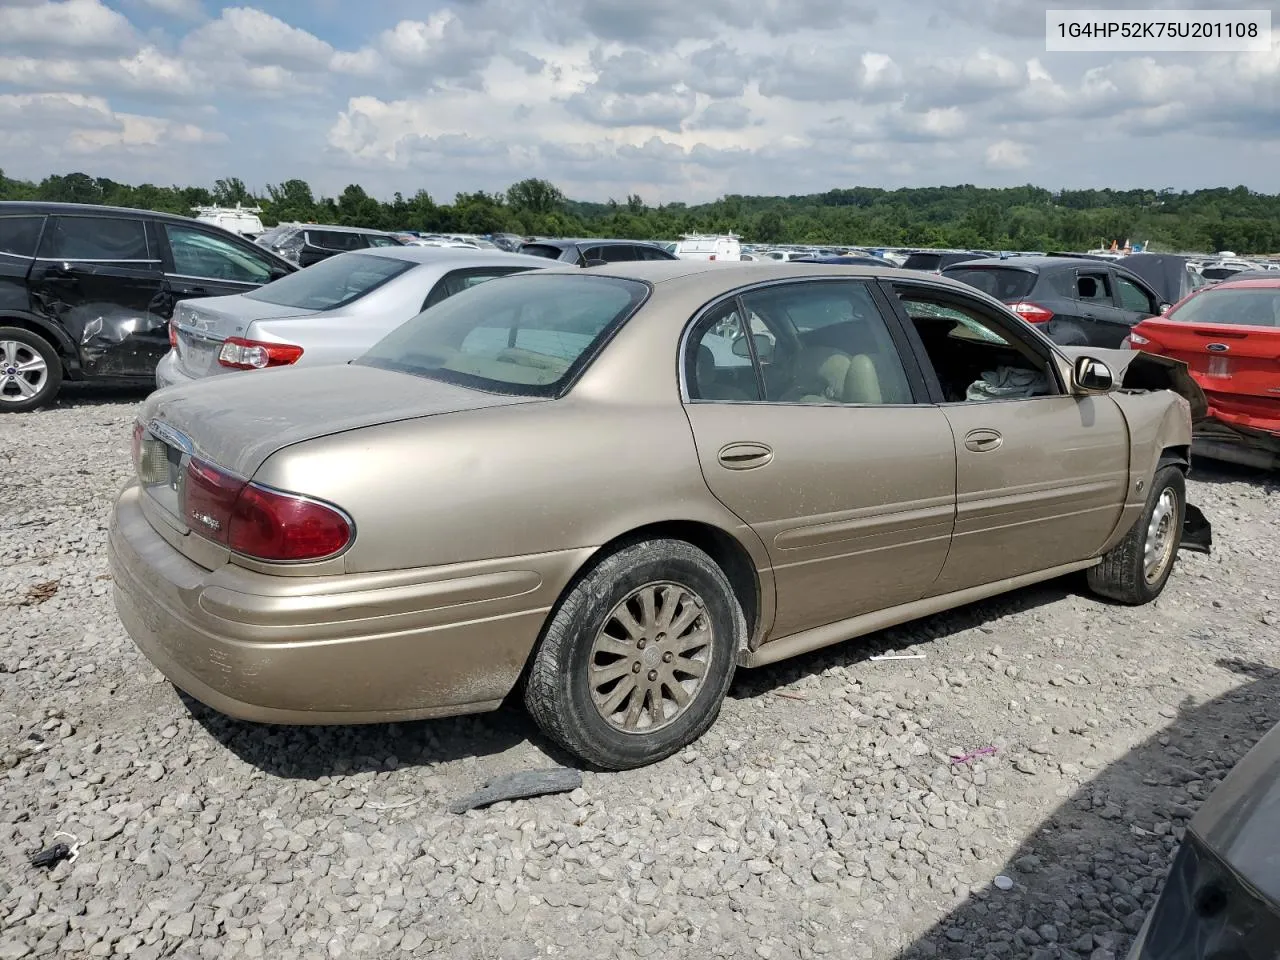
[1059,346,1208,421]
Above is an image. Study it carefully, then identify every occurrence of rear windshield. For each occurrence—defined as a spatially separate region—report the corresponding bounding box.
[358,273,649,397]
[902,253,942,270]
[944,266,1037,300]
[1168,287,1280,327]
[1201,267,1243,282]
[244,252,414,310]
[518,243,566,260]
[305,229,367,252]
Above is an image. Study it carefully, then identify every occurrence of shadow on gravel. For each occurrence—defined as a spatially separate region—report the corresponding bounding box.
[894,658,1280,960]
[730,578,1076,700]
[1189,457,1278,492]
[47,382,152,410]
[180,693,554,780]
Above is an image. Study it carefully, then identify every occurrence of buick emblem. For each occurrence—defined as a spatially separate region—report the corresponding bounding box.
[1206,343,1229,353]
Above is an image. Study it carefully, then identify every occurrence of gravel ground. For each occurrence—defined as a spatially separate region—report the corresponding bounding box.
[1,387,1278,960]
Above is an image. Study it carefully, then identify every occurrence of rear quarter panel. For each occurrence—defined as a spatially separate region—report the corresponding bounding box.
[252,397,770,577]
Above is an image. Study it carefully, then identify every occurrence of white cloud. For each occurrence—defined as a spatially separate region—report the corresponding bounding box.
[985,139,1031,169]
[0,91,222,155]
[0,0,138,53]
[181,6,334,70]
[0,46,197,96]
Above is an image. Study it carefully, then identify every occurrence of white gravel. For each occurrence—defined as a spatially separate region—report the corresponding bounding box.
[2,386,1278,960]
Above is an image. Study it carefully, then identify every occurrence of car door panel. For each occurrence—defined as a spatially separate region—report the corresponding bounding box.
[686,404,957,637]
[682,279,957,639]
[930,394,1128,593]
[29,215,167,379]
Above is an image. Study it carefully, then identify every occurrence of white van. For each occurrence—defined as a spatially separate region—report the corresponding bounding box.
[192,204,266,239]
[674,234,742,261]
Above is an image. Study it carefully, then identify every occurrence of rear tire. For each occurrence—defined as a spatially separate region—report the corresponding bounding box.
[524,539,743,770]
[1087,465,1185,605]
[0,327,62,412]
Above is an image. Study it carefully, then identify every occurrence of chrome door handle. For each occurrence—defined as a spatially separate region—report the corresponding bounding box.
[964,429,1003,453]
[717,441,773,470]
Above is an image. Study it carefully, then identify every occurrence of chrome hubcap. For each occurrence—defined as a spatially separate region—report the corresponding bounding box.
[588,581,713,734]
[1143,487,1179,584]
[0,340,48,404]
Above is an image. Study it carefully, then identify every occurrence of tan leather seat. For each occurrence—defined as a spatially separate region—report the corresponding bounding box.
[781,346,854,403]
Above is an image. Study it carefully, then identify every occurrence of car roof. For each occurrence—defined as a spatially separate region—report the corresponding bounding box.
[945,255,1116,273]
[522,238,663,249]
[1209,275,1280,290]
[0,200,208,223]
[296,223,397,236]
[563,259,979,295]
[344,247,556,268]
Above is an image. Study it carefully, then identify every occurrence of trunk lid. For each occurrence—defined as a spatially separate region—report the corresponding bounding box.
[1132,317,1280,420]
[172,295,316,379]
[138,363,539,482]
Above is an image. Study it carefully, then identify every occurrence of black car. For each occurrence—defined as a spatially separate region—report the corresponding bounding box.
[0,201,295,411]
[942,255,1170,348]
[901,251,985,273]
[1127,718,1280,959]
[255,223,405,268]
[516,238,678,266]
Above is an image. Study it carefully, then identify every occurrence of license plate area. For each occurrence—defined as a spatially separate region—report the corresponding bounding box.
[137,428,190,521]
[1206,356,1232,378]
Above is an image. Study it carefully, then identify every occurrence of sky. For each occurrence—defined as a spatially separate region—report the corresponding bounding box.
[0,0,1276,204]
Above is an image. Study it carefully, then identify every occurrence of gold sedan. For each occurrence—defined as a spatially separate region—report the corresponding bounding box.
[110,262,1208,769]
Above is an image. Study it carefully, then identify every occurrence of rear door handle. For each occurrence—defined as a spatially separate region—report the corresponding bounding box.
[964,428,1003,453]
[717,441,773,470]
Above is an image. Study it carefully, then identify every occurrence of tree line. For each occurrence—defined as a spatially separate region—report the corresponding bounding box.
[2,168,1277,254]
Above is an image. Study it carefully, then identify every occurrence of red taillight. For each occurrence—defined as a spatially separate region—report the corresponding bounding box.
[1124,332,1151,349]
[217,337,303,370]
[168,320,178,349]
[227,484,353,562]
[181,458,351,562]
[1009,301,1054,324]
[184,458,245,544]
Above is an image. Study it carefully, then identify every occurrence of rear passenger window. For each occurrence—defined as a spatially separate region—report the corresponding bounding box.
[600,245,639,263]
[0,216,44,258]
[306,230,364,252]
[39,216,150,261]
[1073,272,1112,302]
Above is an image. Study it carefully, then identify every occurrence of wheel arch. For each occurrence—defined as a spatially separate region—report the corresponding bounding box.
[0,314,79,375]
[512,519,768,696]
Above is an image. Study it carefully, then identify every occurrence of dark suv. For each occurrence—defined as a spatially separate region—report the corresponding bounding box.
[941,256,1170,348]
[0,201,295,411]
[517,238,678,266]
[256,223,405,268]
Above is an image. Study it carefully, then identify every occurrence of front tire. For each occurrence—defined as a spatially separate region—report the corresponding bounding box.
[0,327,62,412]
[524,539,743,770]
[1088,465,1185,605]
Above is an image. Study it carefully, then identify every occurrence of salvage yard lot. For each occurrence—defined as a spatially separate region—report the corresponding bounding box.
[1,388,1277,960]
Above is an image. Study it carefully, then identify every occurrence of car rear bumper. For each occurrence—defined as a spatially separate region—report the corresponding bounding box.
[1194,416,1280,470]
[154,351,196,391]
[108,482,585,724]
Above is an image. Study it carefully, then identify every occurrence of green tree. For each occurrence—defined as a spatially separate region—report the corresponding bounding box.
[506,178,565,216]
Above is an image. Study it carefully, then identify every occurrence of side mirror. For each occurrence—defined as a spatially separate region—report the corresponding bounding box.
[1159,303,1171,315]
[732,333,775,361]
[1073,355,1115,394]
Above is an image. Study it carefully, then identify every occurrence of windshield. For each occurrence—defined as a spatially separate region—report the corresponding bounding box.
[358,273,649,397]
[944,266,1038,300]
[518,243,566,260]
[1168,287,1280,327]
[244,252,414,310]
[903,253,942,270]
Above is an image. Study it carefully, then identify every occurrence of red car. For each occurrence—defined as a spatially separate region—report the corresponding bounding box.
[1125,276,1280,469]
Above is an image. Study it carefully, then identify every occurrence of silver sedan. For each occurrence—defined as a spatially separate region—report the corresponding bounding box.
[155,246,554,388]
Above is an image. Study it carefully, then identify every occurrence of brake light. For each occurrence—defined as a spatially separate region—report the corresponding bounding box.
[217,337,303,370]
[228,484,353,562]
[181,458,351,561]
[1009,301,1054,324]
[168,321,178,349]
